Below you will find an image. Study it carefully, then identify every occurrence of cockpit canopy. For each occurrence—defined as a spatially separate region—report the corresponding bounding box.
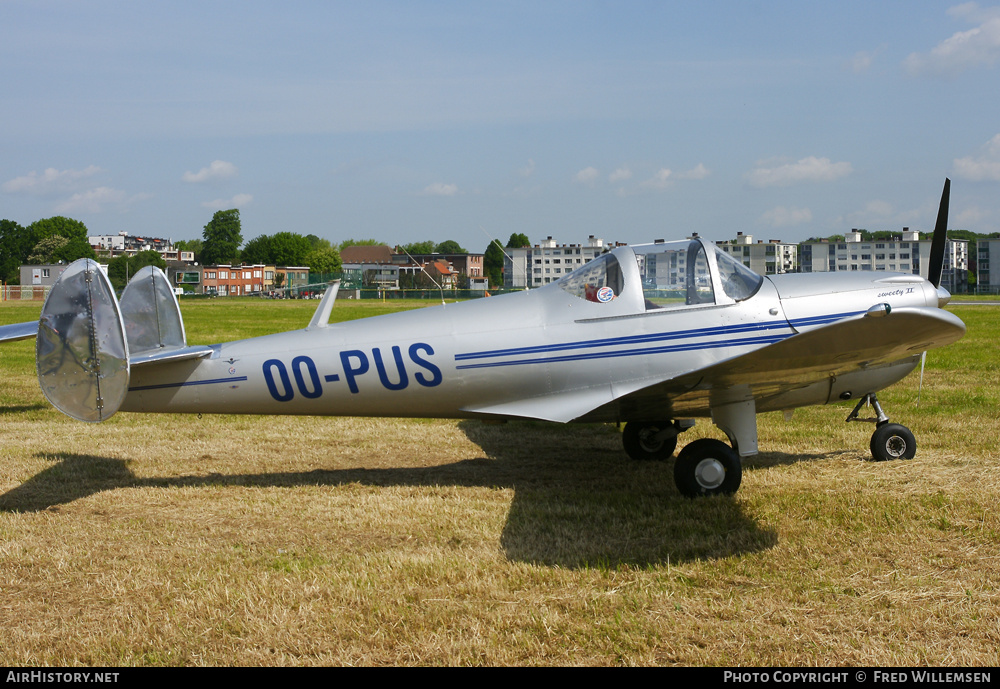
[557,238,763,309]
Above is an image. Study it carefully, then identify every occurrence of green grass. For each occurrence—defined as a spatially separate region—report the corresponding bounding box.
[0,299,996,665]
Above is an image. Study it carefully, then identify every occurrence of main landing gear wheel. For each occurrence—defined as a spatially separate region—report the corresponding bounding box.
[622,421,678,461]
[870,423,916,461]
[674,438,742,498]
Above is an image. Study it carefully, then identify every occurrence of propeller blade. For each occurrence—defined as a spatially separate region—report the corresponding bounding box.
[927,178,950,289]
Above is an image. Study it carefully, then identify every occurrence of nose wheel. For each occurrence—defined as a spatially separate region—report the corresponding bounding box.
[846,393,917,461]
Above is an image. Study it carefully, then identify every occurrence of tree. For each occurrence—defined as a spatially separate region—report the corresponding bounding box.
[0,219,31,283]
[506,232,531,248]
[26,216,96,264]
[305,247,342,275]
[200,209,242,265]
[240,234,273,264]
[484,240,505,288]
[435,239,467,254]
[269,232,313,266]
[106,250,167,292]
[27,235,70,264]
[400,240,436,255]
[339,238,383,251]
[306,234,332,251]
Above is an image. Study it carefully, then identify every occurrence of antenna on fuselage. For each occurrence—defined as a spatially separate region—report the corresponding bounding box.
[398,246,446,306]
[479,226,527,290]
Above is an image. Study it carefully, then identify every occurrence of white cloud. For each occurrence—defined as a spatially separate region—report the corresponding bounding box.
[956,205,990,224]
[519,160,536,177]
[904,4,1000,76]
[863,200,895,217]
[746,156,852,188]
[574,167,599,185]
[849,50,875,73]
[201,193,253,209]
[420,182,458,196]
[642,168,673,190]
[759,206,813,228]
[677,163,711,180]
[183,160,239,183]
[954,133,1000,181]
[3,165,102,194]
[53,187,128,214]
[608,166,632,183]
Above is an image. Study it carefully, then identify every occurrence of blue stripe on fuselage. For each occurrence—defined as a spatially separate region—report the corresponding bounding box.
[453,310,863,371]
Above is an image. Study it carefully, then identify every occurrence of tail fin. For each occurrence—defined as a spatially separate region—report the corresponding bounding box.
[119,265,188,356]
[36,259,129,422]
[36,259,204,422]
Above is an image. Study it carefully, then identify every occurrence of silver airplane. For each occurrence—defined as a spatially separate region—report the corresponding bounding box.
[0,181,966,497]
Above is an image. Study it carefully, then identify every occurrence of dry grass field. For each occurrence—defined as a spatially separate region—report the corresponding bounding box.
[0,297,997,666]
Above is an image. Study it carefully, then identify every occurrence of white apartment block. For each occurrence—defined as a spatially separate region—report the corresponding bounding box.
[977,238,1000,294]
[504,236,618,288]
[799,229,968,293]
[715,233,797,275]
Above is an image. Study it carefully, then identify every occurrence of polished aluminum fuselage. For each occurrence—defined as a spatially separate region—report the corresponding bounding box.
[121,244,947,424]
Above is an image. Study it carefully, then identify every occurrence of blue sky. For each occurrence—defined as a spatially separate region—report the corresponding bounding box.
[3,1,1000,250]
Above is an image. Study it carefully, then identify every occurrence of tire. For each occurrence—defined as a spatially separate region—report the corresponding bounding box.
[674,438,742,497]
[622,421,677,461]
[870,423,916,461]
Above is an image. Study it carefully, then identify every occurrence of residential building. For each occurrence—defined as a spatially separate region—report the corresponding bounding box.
[90,232,194,263]
[504,236,617,288]
[341,245,399,290]
[977,239,1000,294]
[201,264,273,296]
[715,233,797,275]
[19,263,73,287]
[799,228,968,293]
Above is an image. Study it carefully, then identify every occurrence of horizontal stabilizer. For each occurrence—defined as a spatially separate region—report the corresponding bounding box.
[0,320,39,343]
[130,344,214,367]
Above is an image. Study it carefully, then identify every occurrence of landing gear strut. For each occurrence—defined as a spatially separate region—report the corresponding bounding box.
[621,420,692,461]
[846,393,917,461]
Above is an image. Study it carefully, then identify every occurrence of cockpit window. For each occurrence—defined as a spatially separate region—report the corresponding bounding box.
[634,240,715,309]
[557,253,624,303]
[715,249,763,301]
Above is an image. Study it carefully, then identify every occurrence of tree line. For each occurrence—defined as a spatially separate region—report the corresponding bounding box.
[0,208,534,290]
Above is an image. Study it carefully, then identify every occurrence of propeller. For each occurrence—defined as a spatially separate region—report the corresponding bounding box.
[927,178,950,289]
[919,178,951,405]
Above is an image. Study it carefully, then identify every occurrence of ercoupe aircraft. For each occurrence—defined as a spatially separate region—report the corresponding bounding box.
[0,182,965,497]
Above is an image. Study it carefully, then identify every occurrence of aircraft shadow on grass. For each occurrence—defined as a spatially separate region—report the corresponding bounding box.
[0,421,856,567]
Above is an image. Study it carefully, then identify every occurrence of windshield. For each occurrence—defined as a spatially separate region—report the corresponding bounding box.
[556,253,624,302]
[633,239,715,309]
[714,248,764,301]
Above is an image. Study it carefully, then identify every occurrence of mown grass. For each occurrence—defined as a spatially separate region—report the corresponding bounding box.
[0,298,997,666]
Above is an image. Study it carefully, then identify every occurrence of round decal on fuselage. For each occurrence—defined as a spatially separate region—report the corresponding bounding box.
[597,286,615,303]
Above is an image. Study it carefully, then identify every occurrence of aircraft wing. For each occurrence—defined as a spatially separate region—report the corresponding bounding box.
[579,305,966,423]
[466,305,964,425]
[0,321,38,343]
